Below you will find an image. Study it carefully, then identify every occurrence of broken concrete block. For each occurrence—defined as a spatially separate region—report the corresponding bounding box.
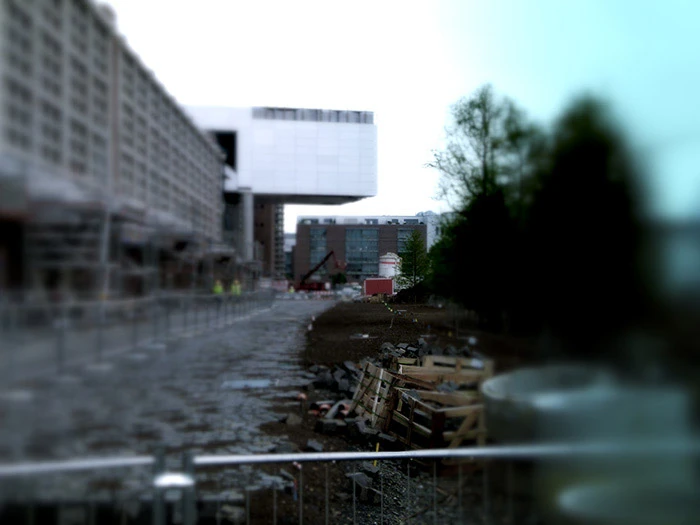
[309,365,320,374]
[379,342,395,352]
[313,369,334,389]
[346,472,380,503]
[274,442,299,453]
[285,413,302,426]
[338,378,350,393]
[346,471,372,491]
[333,369,347,383]
[360,461,380,479]
[305,439,324,453]
[315,418,339,435]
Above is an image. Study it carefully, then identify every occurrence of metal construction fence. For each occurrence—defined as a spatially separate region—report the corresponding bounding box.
[0,290,278,384]
[0,440,696,524]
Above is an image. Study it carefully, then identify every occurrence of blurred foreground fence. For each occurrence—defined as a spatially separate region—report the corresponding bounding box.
[0,440,697,524]
[0,290,277,384]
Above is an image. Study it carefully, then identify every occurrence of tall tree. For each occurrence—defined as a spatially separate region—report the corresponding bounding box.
[428,84,506,209]
[526,96,648,356]
[397,230,430,290]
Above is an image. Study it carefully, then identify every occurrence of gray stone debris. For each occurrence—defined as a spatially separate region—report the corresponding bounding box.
[218,504,245,524]
[304,439,324,452]
[284,413,302,426]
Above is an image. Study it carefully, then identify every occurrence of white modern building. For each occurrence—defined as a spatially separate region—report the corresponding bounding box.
[187,106,378,277]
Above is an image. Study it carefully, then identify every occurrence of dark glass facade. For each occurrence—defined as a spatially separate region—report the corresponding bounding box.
[309,228,328,275]
[345,228,379,280]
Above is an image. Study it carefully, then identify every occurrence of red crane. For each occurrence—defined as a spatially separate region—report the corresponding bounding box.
[297,250,346,291]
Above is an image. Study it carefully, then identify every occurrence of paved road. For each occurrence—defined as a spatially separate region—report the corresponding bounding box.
[0,298,335,501]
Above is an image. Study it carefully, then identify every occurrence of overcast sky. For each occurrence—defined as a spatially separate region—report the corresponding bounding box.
[105,0,699,232]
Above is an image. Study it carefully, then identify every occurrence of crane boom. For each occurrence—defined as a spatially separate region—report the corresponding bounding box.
[300,250,336,285]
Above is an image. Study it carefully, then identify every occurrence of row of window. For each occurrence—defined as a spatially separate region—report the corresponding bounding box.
[253,107,374,124]
[300,218,423,226]
[307,227,424,279]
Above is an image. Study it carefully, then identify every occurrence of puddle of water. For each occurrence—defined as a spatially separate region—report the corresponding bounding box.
[221,379,272,390]
[350,333,376,339]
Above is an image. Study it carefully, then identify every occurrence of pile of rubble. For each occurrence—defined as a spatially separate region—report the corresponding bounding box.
[303,336,493,451]
[308,361,362,397]
[378,336,481,363]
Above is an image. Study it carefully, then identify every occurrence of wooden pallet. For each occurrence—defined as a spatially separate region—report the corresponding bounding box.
[350,363,396,428]
[387,388,486,450]
[399,355,494,390]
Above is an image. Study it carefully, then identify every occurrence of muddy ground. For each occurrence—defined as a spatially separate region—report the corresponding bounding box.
[302,301,536,372]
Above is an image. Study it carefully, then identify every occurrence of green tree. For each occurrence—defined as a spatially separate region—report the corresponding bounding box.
[427,85,539,328]
[330,272,347,288]
[525,96,648,356]
[397,230,430,290]
[429,84,507,209]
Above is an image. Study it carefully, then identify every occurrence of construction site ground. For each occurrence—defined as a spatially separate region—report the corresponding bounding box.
[302,301,535,371]
[257,300,538,524]
[0,298,537,524]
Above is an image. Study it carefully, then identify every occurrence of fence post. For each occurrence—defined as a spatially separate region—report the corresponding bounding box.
[152,296,159,343]
[182,451,197,525]
[483,460,490,525]
[183,295,189,336]
[131,300,138,350]
[56,303,66,374]
[206,296,211,328]
[164,296,171,350]
[152,448,166,525]
[96,301,104,363]
[298,464,303,525]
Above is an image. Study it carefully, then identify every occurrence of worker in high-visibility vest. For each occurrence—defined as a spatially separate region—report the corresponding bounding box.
[230,279,242,296]
[213,279,224,315]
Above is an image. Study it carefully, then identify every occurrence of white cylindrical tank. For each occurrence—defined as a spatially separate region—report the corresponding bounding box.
[378,252,400,278]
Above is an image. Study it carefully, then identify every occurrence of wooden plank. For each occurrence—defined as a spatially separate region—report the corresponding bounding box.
[396,389,479,406]
[438,404,482,418]
[399,365,485,378]
[392,412,431,437]
[422,355,484,370]
[400,370,485,384]
[446,409,481,447]
[350,362,374,415]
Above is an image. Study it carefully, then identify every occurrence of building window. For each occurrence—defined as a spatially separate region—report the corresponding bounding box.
[403,219,419,225]
[397,228,413,254]
[345,228,379,280]
[365,218,378,225]
[309,228,328,272]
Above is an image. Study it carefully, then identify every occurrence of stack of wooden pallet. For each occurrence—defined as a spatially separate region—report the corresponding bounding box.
[350,354,494,451]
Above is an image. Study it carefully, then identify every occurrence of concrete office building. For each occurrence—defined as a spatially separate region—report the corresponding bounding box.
[294,213,439,283]
[186,106,378,278]
[0,0,226,296]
